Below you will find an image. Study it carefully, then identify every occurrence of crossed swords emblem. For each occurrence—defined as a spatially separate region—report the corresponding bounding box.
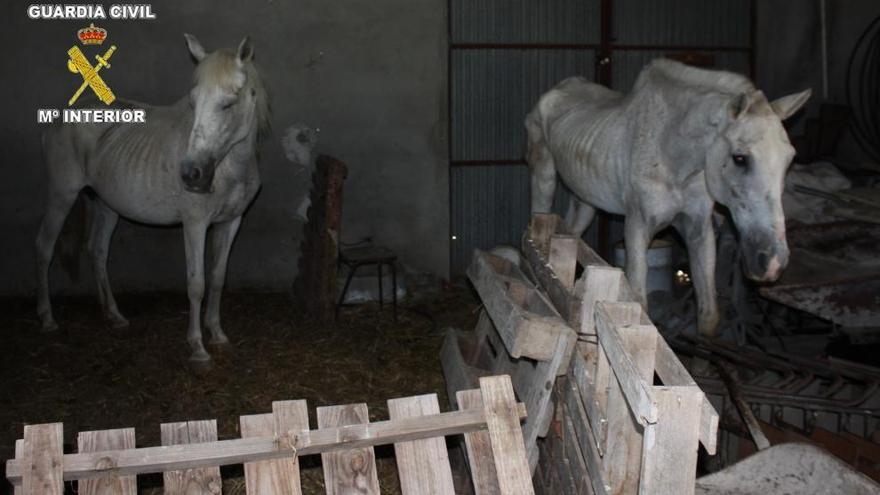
[67,45,117,106]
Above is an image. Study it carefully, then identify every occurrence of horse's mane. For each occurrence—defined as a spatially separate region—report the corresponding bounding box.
[194,49,271,142]
[636,58,754,95]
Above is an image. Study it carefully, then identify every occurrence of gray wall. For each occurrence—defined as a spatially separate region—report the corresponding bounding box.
[756,0,880,162]
[0,0,448,296]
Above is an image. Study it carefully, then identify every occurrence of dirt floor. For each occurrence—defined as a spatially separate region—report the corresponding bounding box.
[0,287,482,494]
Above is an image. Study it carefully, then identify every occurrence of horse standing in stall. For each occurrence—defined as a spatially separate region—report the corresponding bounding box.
[527,59,810,336]
[36,35,270,362]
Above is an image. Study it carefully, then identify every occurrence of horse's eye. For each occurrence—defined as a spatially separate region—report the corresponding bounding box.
[221,99,237,110]
[731,154,749,167]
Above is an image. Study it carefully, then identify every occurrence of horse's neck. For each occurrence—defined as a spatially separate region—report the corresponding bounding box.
[639,86,729,184]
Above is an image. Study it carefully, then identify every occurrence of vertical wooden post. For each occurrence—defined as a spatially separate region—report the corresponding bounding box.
[317,403,380,494]
[78,428,137,494]
[13,439,23,495]
[479,375,535,495]
[240,400,308,495]
[548,235,578,290]
[639,387,702,495]
[456,389,501,495]
[160,420,222,495]
[579,266,623,336]
[388,393,456,494]
[21,423,64,495]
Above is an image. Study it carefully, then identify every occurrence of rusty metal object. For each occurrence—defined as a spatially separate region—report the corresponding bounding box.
[760,221,880,327]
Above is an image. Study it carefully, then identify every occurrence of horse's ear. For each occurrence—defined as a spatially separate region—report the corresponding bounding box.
[730,91,761,120]
[770,89,812,120]
[237,36,254,65]
[184,33,205,62]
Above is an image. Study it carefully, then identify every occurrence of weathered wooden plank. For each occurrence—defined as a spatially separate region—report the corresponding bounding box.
[22,423,63,495]
[560,405,598,495]
[160,420,222,495]
[479,376,535,495]
[468,249,569,361]
[603,324,657,495]
[388,394,456,494]
[457,389,500,495]
[240,400,309,495]
[579,266,624,336]
[568,345,607,455]
[549,235,578,290]
[13,439,23,495]
[653,337,718,454]
[639,386,702,495]
[563,380,609,495]
[6,404,527,484]
[595,302,657,425]
[522,237,580,326]
[545,423,577,495]
[317,403,380,495]
[78,428,137,495]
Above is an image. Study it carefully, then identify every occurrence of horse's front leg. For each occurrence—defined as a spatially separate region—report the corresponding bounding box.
[183,221,210,362]
[623,213,652,307]
[204,216,242,345]
[681,216,720,337]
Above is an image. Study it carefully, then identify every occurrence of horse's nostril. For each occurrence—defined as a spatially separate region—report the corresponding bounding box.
[757,251,771,272]
[190,167,202,180]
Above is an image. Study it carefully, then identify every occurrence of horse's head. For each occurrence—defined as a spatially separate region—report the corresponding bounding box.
[705,88,810,282]
[180,34,269,193]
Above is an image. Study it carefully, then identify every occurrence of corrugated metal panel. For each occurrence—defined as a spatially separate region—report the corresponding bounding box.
[450,164,531,274]
[450,167,600,274]
[611,50,752,92]
[451,0,601,44]
[452,50,596,161]
[612,0,751,47]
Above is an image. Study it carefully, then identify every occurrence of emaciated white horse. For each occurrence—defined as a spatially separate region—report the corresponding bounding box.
[527,59,810,336]
[36,35,270,362]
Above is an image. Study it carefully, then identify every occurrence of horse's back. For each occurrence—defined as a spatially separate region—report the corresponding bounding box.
[529,77,622,129]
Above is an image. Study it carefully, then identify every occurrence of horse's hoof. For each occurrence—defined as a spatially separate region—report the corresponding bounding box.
[107,315,130,329]
[189,349,212,363]
[40,320,59,333]
[209,334,229,346]
[189,356,213,373]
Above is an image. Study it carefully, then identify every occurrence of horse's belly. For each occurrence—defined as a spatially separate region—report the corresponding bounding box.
[97,185,182,225]
[557,156,626,215]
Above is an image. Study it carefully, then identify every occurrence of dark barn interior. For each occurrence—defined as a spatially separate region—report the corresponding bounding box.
[2,1,880,494]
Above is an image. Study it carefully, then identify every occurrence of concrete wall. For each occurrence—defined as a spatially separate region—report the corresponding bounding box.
[0,0,448,296]
[756,0,880,162]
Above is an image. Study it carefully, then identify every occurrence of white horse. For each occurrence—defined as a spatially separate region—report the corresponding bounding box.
[527,59,810,337]
[36,35,270,362]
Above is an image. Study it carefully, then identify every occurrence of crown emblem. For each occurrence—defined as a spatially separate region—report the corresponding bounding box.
[77,24,107,45]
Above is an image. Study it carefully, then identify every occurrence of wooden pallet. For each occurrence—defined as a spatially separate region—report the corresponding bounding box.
[522,214,719,495]
[6,375,534,495]
[443,249,577,471]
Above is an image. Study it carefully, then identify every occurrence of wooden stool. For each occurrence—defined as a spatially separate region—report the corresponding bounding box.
[336,245,398,321]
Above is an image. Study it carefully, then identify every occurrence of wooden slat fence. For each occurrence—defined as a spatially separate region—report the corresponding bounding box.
[5,375,533,495]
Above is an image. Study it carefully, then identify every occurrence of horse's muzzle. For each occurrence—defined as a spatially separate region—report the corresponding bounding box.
[742,240,789,283]
[180,161,214,194]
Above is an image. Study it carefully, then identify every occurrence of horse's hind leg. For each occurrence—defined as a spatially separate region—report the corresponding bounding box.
[85,196,128,328]
[526,113,556,214]
[35,188,80,331]
[204,216,242,346]
[564,197,596,238]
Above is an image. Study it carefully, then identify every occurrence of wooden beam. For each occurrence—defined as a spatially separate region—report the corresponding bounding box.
[6,405,526,484]
[77,428,137,495]
[468,250,570,361]
[521,237,579,325]
[388,394,456,494]
[562,381,610,495]
[479,376,535,495]
[579,266,624,336]
[317,403,380,494]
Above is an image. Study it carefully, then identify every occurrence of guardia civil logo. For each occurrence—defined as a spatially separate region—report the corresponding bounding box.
[67,23,117,106]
